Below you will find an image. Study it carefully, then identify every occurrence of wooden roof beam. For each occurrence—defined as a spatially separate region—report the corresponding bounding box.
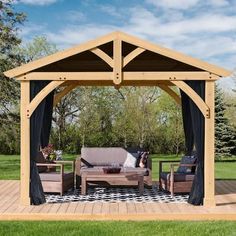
[16,71,216,81]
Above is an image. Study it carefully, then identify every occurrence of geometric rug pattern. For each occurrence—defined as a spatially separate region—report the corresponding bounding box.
[46,186,189,204]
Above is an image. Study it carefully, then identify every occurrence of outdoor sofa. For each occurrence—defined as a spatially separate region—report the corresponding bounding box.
[75,147,152,189]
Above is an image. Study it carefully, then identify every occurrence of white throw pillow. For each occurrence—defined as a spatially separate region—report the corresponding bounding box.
[123,153,138,168]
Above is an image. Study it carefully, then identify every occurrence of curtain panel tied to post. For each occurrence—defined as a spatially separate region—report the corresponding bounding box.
[181,81,205,205]
[30,81,54,205]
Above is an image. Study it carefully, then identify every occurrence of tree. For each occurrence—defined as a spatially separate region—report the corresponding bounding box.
[156,90,185,155]
[19,36,57,63]
[0,0,26,154]
[113,87,161,151]
[215,85,236,159]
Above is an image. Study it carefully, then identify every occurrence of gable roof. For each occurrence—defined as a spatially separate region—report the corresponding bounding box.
[4,31,232,78]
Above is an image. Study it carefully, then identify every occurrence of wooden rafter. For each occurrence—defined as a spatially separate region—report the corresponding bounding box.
[90,48,113,68]
[123,47,145,67]
[119,31,231,77]
[4,31,231,78]
[27,81,65,118]
[171,80,209,118]
[4,32,117,78]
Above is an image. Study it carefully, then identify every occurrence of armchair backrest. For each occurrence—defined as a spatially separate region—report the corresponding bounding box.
[177,155,197,174]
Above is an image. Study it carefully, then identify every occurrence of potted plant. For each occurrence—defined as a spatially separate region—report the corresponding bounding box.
[41,144,56,172]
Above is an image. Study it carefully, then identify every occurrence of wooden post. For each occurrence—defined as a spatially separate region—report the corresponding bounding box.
[20,80,31,205]
[204,81,215,207]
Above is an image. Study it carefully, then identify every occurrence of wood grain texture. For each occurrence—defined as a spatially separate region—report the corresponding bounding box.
[4,31,231,78]
[0,180,235,220]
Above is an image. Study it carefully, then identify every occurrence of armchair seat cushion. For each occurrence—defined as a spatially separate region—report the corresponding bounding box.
[161,172,195,182]
[39,172,74,182]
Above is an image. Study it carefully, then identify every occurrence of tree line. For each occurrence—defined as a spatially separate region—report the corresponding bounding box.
[0,1,235,157]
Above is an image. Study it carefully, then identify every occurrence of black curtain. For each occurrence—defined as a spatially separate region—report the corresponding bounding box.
[30,81,54,205]
[181,81,205,205]
[41,91,54,148]
[181,91,194,155]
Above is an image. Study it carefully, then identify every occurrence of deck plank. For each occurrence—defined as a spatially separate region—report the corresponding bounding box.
[118,202,127,214]
[83,202,94,214]
[74,202,86,214]
[0,180,235,220]
[109,203,119,214]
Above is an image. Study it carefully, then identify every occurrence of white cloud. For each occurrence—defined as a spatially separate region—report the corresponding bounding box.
[18,0,57,6]
[19,23,47,41]
[41,6,236,70]
[46,24,116,48]
[125,9,236,37]
[100,5,123,19]
[207,0,230,7]
[146,0,199,10]
[66,11,86,22]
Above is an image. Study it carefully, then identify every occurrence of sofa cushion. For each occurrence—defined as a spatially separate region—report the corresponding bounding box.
[161,172,195,182]
[177,156,196,173]
[137,151,149,168]
[123,153,139,168]
[39,172,74,182]
[81,147,128,166]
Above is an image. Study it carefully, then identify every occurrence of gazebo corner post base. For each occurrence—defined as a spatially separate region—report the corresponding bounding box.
[203,198,216,207]
[20,80,31,206]
[20,195,31,206]
[204,80,216,208]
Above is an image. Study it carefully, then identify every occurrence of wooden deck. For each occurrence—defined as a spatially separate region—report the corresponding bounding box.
[0,180,235,221]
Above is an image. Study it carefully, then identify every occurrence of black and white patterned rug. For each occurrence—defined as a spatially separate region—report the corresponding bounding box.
[45,187,189,204]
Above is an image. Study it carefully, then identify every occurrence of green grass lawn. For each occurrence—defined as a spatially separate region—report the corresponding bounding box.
[0,221,235,236]
[0,154,236,180]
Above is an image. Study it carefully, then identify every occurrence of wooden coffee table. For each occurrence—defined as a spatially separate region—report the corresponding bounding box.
[81,171,144,195]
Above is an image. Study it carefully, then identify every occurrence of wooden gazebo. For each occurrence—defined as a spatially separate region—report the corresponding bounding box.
[4,31,231,207]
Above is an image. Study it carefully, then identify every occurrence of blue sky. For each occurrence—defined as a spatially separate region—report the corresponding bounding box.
[14,0,236,88]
